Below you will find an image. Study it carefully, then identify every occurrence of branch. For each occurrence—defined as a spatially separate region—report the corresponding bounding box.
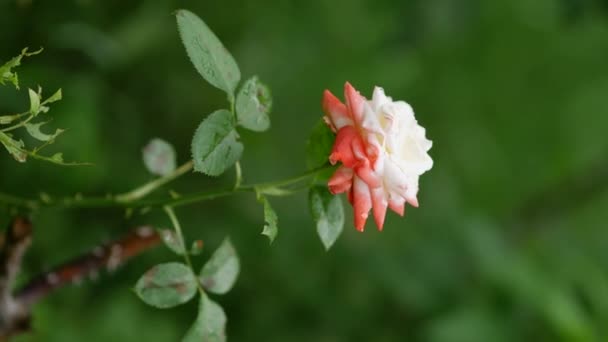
[0,220,162,340]
[15,226,161,307]
[0,164,334,211]
[0,217,32,339]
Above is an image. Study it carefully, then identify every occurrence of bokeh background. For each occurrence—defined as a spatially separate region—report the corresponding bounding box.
[2,0,608,341]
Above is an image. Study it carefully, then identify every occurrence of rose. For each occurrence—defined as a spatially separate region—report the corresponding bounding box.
[322,83,433,231]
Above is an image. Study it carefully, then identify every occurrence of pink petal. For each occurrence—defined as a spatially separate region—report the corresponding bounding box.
[329,126,359,168]
[388,196,405,216]
[355,161,380,189]
[371,188,388,231]
[406,196,419,208]
[322,90,351,131]
[344,82,366,123]
[352,176,372,232]
[328,166,354,194]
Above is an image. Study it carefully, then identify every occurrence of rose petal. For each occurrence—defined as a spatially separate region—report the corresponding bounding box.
[344,82,366,123]
[352,176,372,232]
[371,187,388,230]
[323,90,352,131]
[328,166,354,194]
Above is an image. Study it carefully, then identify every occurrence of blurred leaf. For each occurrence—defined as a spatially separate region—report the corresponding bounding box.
[159,229,186,255]
[143,138,177,176]
[182,293,226,342]
[306,119,334,170]
[309,186,344,250]
[0,47,42,89]
[199,238,240,295]
[191,109,243,176]
[50,152,64,163]
[135,262,197,309]
[0,132,27,162]
[176,9,240,99]
[0,113,27,125]
[235,76,272,131]
[25,122,64,142]
[28,88,41,115]
[43,88,63,104]
[256,193,278,243]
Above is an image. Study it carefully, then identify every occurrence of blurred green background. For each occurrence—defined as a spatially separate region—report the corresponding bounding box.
[2,0,608,341]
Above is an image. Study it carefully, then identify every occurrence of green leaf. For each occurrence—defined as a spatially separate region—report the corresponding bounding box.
[134,262,197,309]
[182,293,227,342]
[0,132,27,162]
[199,238,239,295]
[306,119,335,170]
[50,153,64,163]
[0,113,28,125]
[309,186,345,250]
[176,9,240,99]
[159,229,186,255]
[28,88,41,115]
[42,88,62,105]
[143,138,177,176]
[257,193,278,243]
[191,109,243,176]
[0,47,42,89]
[25,122,64,142]
[235,76,272,131]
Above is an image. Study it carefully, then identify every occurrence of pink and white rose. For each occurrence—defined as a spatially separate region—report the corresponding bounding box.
[322,82,433,231]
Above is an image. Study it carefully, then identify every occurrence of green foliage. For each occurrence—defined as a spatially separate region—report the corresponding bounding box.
[0,47,42,89]
[182,293,227,342]
[142,138,177,176]
[256,193,278,243]
[199,238,240,295]
[236,76,272,132]
[191,109,243,176]
[305,119,334,170]
[134,262,198,309]
[309,186,344,250]
[176,9,240,100]
[160,229,186,255]
[6,2,608,342]
[0,85,78,165]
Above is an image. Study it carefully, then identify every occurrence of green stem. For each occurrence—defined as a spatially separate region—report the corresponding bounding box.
[116,160,194,203]
[234,161,243,189]
[0,164,334,210]
[164,206,205,294]
[0,192,37,209]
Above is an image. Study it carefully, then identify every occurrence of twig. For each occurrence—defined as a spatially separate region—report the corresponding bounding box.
[15,226,161,307]
[0,220,162,340]
[0,164,335,211]
[0,218,32,339]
